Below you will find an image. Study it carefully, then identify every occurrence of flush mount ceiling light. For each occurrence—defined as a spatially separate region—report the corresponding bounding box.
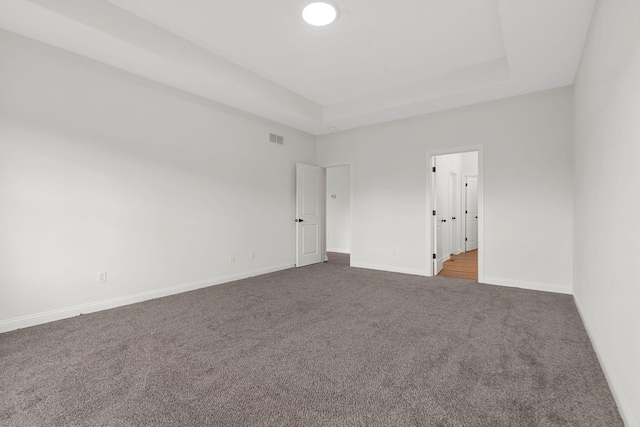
[302,2,337,26]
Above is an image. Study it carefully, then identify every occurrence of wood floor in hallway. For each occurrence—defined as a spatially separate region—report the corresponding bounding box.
[438,250,478,280]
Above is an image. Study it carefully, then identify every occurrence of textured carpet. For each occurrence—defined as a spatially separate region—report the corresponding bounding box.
[0,264,622,426]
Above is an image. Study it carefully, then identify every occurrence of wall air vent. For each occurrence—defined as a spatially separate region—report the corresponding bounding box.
[269,133,284,145]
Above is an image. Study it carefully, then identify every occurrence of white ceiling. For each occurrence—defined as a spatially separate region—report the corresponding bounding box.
[0,0,596,135]
[106,0,507,105]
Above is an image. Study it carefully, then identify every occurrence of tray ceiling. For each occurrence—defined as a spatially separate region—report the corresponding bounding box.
[0,0,595,135]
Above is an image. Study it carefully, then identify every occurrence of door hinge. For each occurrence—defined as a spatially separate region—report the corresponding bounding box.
[465,183,468,187]
[432,166,436,172]
[432,210,436,216]
[465,238,468,241]
[465,210,468,214]
[433,254,436,259]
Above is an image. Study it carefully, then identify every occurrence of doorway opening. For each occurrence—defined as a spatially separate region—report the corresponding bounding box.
[429,149,481,281]
[325,164,352,266]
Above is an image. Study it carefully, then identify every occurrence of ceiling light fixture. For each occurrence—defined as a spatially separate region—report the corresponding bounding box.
[302,2,337,26]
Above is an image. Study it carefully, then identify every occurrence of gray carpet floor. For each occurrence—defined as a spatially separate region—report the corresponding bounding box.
[0,264,622,426]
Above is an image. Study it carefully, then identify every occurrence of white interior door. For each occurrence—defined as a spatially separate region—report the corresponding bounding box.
[448,170,457,256]
[441,167,451,261]
[296,163,322,267]
[434,161,448,274]
[465,176,478,251]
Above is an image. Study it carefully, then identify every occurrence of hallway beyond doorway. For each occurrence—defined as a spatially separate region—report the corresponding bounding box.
[438,250,478,280]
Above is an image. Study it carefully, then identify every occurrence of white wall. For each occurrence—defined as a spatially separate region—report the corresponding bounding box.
[326,165,351,253]
[317,87,574,293]
[0,32,316,331]
[573,0,640,425]
[461,151,478,177]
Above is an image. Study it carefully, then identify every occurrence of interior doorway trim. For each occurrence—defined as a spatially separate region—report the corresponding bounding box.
[426,145,484,282]
[319,161,354,265]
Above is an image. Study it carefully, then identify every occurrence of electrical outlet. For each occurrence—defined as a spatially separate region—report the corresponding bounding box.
[229,253,236,262]
[97,271,107,284]
[249,250,256,260]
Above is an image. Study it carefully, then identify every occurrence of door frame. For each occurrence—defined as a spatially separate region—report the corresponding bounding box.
[427,146,484,281]
[319,162,354,264]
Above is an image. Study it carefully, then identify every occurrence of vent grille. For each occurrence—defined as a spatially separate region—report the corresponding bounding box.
[269,133,284,145]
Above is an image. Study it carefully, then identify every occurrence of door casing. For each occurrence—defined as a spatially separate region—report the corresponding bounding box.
[317,162,355,265]
[427,146,483,280]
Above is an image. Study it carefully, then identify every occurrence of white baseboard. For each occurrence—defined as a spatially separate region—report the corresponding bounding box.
[327,248,351,254]
[574,297,638,427]
[0,263,294,334]
[482,276,572,295]
[350,262,428,277]
[345,267,572,295]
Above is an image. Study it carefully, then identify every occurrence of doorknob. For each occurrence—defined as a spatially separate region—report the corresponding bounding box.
[295,219,304,222]
[452,217,456,220]
[442,219,447,223]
